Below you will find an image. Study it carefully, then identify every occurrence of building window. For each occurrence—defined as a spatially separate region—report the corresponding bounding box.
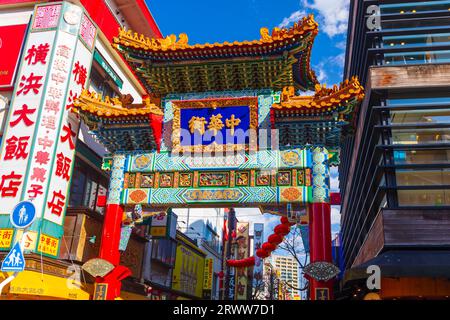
[390,108,450,125]
[396,169,450,186]
[151,239,176,266]
[68,157,108,214]
[88,61,120,98]
[392,128,450,145]
[385,50,450,65]
[380,1,450,15]
[383,33,450,49]
[394,149,450,165]
[398,189,450,206]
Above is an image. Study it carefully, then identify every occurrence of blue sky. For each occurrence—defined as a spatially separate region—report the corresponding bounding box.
[146,0,349,86]
[146,0,347,249]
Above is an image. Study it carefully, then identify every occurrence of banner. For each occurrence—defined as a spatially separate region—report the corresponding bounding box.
[203,258,213,299]
[235,222,249,300]
[253,223,264,292]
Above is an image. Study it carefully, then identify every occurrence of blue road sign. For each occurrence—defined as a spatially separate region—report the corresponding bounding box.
[10,201,36,229]
[1,242,25,272]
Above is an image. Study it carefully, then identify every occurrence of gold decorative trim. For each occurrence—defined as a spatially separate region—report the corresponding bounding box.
[73,89,163,117]
[273,76,365,111]
[113,15,318,52]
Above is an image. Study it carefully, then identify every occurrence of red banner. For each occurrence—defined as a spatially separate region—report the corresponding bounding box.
[0,24,28,88]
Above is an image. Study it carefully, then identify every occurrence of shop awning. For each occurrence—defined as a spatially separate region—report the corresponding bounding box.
[0,270,92,300]
[343,250,450,284]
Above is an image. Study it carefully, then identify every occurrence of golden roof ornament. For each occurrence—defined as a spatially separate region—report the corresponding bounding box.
[73,89,164,117]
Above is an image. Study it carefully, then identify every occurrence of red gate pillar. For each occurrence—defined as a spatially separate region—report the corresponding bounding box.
[308,202,333,300]
[308,147,334,300]
[94,154,130,300]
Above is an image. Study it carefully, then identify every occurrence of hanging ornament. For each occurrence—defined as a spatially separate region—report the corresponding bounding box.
[262,242,276,252]
[274,224,290,236]
[268,233,283,245]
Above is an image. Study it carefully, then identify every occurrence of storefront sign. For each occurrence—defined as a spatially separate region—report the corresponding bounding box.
[0,24,28,88]
[0,2,97,257]
[14,230,38,251]
[234,222,249,300]
[93,50,123,89]
[0,229,14,249]
[93,283,108,300]
[37,234,59,257]
[253,223,264,288]
[203,258,213,290]
[315,288,330,300]
[172,241,205,298]
[149,210,177,239]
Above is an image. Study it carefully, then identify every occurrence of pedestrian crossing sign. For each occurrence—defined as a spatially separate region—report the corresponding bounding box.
[1,242,25,272]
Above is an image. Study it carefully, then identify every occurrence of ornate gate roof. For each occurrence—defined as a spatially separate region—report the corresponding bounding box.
[112,15,319,95]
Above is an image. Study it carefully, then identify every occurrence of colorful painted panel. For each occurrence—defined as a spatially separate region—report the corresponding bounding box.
[198,172,229,187]
[123,186,310,206]
[127,149,310,173]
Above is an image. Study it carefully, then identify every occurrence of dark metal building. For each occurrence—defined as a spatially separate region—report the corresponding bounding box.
[340,0,450,299]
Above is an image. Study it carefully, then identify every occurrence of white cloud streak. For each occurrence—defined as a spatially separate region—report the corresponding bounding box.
[278,0,349,38]
[278,9,307,28]
[302,0,350,37]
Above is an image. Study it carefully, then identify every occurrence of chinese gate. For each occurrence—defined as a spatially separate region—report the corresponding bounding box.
[0,2,363,301]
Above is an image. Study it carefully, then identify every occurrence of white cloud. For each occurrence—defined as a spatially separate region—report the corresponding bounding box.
[302,0,349,37]
[278,1,349,37]
[316,66,327,83]
[313,51,346,84]
[278,10,307,28]
[335,40,347,50]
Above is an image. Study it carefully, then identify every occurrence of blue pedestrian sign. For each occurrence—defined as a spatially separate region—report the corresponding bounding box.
[10,201,36,229]
[1,242,25,272]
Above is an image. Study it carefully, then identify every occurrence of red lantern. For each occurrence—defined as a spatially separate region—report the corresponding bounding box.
[274,224,290,236]
[280,216,289,224]
[262,242,276,252]
[256,248,266,258]
[256,248,270,258]
[281,216,296,226]
[268,233,283,245]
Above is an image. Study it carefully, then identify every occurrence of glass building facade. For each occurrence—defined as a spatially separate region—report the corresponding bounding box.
[341,0,450,299]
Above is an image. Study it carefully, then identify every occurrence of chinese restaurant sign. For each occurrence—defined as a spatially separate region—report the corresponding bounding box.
[235,222,249,300]
[0,24,28,88]
[203,258,213,299]
[252,223,264,289]
[0,2,97,258]
[172,242,205,298]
